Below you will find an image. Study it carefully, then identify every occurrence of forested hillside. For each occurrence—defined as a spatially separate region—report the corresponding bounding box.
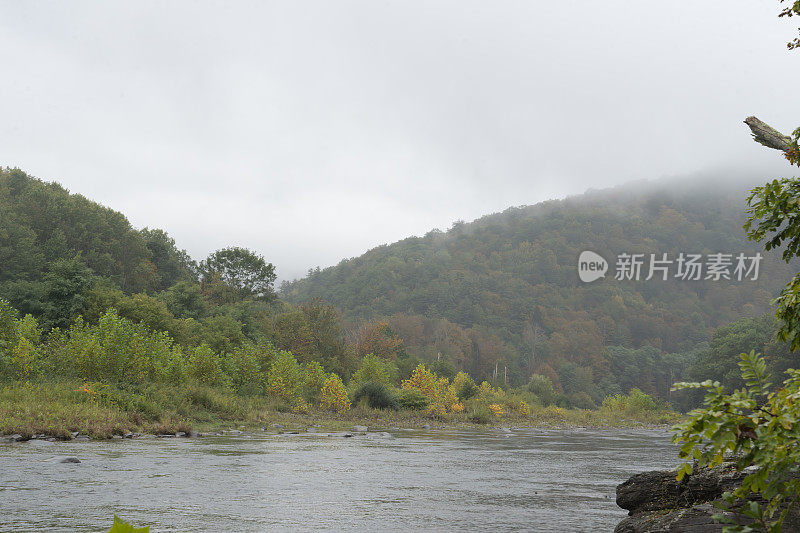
[282,175,800,405]
[2,166,796,412]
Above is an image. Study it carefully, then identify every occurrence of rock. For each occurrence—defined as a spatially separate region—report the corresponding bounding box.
[615,463,800,532]
[6,434,27,442]
[270,423,284,429]
[123,432,133,439]
[176,432,186,438]
[73,435,90,441]
[188,430,199,438]
[615,504,728,533]
[227,429,243,435]
[342,433,354,438]
[616,465,744,515]
[59,457,81,464]
[352,425,368,432]
[306,427,318,433]
[421,424,431,429]
[112,435,123,440]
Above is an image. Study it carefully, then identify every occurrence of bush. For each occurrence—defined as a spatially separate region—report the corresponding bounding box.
[402,363,437,397]
[266,350,302,401]
[570,391,596,410]
[526,374,557,406]
[453,371,478,401]
[602,388,658,413]
[350,353,398,386]
[186,343,226,386]
[320,375,350,412]
[224,343,262,394]
[352,381,399,410]
[469,405,491,424]
[302,361,328,403]
[428,377,458,416]
[398,388,429,410]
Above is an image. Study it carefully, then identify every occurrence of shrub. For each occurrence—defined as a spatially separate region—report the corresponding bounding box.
[398,388,429,410]
[266,350,302,401]
[11,337,39,380]
[428,377,458,416]
[488,403,504,417]
[302,361,328,403]
[401,364,437,397]
[187,343,226,386]
[526,374,557,406]
[453,371,479,401]
[469,405,491,424]
[350,353,398,386]
[673,351,800,531]
[225,343,262,394]
[570,391,596,410]
[352,381,399,410]
[602,388,658,413]
[320,375,350,412]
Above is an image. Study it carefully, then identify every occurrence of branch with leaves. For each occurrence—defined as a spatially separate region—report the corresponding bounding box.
[672,351,800,532]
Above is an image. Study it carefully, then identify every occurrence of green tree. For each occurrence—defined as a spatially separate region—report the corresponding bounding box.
[141,228,197,291]
[40,256,94,330]
[199,247,276,302]
[673,8,800,527]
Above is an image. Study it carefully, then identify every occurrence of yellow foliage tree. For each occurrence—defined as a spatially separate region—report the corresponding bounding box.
[428,377,458,416]
[402,364,437,397]
[321,375,350,412]
[11,337,38,380]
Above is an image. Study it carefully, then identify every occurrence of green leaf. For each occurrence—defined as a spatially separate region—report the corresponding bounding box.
[108,515,149,533]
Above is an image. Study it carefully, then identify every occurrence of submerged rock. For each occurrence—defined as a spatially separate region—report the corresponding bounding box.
[59,457,81,464]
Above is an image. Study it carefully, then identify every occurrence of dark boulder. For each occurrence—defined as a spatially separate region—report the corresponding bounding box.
[615,464,800,533]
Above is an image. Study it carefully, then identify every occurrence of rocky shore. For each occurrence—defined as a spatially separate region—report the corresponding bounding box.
[0,424,393,443]
[614,463,800,532]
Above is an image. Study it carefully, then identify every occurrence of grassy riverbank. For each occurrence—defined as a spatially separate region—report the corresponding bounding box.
[0,380,680,439]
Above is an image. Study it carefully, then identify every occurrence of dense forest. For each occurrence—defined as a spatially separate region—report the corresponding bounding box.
[1,167,796,412]
[282,174,800,407]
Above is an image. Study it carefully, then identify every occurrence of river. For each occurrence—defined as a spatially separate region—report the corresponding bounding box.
[1,427,677,532]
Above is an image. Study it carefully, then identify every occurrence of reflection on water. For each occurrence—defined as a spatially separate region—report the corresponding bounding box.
[0,428,677,532]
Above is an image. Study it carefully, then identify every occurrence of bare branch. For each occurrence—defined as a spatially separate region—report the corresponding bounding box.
[744,116,794,152]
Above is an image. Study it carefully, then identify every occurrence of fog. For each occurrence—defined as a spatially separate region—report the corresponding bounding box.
[0,1,797,280]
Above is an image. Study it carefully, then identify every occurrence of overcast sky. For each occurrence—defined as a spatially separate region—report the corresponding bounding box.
[1,1,798,281]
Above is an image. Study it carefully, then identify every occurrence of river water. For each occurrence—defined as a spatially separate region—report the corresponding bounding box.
[0,427,678,532]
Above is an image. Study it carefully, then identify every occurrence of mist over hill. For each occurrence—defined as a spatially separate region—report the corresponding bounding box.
[282,172,799,403]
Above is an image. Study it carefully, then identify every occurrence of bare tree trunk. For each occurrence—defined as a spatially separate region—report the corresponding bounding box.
[744,116,794,152]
